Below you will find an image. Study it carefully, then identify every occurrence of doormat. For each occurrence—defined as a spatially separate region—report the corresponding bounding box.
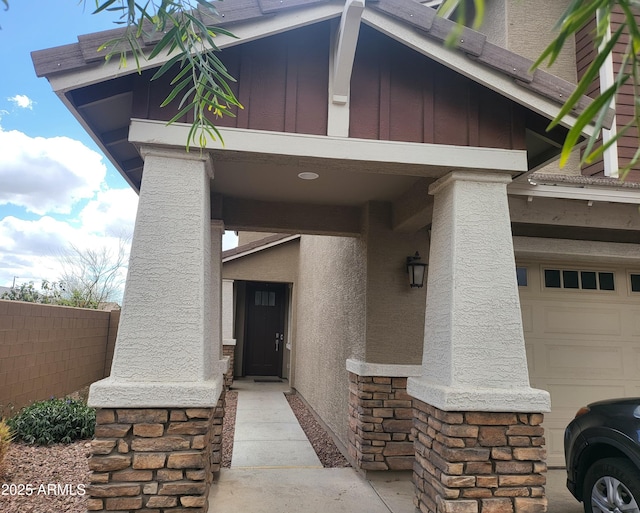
[254,378,283,383]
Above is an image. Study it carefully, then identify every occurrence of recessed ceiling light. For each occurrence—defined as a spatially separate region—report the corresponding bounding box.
[298,172,319,180]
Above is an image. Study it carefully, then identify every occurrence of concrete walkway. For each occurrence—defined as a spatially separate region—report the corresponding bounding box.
[209,378,415,512]
[209,378,582,513]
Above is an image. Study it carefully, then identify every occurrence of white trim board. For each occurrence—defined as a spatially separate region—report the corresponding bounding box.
[346,359,423,378]
[129,119,528,175]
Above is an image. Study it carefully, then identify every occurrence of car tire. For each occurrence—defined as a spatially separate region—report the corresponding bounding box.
[583,457,640,513]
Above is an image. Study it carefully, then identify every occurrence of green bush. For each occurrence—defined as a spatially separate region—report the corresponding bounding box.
[8,398,95,445]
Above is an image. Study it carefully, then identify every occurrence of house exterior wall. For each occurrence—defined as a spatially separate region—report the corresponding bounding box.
[363,202,428,364]
[294,235,366,448]
[0,300,114,410]
[478,0,582,177]
[575,15,605,178]
[131,21,531,152]
[350,25,526,150]
[134,23,331,137]
[222,240,299,283]
[610,7,640,181]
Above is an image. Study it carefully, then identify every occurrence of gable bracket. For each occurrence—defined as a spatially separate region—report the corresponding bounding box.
[333,0,366,104]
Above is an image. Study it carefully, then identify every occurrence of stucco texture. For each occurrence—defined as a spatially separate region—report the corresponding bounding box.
[363,203,428,365]
[223,239,299,283]
[294,235,366,447]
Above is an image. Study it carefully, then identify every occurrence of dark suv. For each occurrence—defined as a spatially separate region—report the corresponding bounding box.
[565,398,640,513]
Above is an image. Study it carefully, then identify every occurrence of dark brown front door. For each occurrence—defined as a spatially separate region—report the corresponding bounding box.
[244,282,286,376]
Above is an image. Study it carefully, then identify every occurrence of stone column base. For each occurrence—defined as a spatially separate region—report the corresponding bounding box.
[413,399,547,513]
[87,390,225,512]
[222,344,235,389]
[348,373,415,471]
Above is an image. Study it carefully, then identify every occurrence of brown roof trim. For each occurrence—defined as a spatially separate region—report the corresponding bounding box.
[222,233,300,260]
[31,0,611,128]
[530,173,640,189]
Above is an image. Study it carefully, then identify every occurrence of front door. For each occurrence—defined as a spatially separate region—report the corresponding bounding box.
[244,282,286,376]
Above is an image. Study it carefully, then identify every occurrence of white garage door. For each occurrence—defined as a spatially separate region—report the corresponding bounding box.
[519,263,640,467]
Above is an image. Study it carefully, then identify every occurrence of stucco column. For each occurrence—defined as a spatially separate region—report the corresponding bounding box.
[408,170,549,411]
[408,171,550,513]
[89,147,226,408]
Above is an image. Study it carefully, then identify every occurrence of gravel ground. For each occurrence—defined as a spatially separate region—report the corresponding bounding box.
[0,388,346,512]
[222,390,237,468]
[1,441,91,513]
[285,392,350,468]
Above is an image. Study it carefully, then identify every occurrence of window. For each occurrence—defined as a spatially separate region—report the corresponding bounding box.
[630,274,640,292]
[254,290,276,307]
[544,269,615,291]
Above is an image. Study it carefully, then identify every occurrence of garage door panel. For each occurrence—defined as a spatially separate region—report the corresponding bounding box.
[544,306,621,336]
[545,344,624,375]
[631,312,640,336]
[521,263,640,468]
[545,382,627,407]
[521,305,533,333]
[545,423,567,467]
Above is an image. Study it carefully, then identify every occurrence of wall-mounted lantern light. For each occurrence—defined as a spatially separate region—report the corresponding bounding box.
[406,252,427,288]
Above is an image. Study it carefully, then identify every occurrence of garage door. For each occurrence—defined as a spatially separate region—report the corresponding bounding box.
[519,263,640,467]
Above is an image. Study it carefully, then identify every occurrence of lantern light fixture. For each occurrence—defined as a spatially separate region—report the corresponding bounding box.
[406,251,427,288]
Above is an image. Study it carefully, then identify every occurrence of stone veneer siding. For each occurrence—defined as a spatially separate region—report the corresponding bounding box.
[87,391,225,512]
[222,345,235,389]
[347,373,415,471]
[413,398,547,513]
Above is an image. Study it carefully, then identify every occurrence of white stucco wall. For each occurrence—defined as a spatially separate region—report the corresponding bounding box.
[293,235,366,447]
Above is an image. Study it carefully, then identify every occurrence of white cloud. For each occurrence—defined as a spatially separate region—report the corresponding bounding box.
[78,188,139,238]
[0,128,106,215]
[0,190,138,291]
[0,216,77,284]
[8,95,34,110]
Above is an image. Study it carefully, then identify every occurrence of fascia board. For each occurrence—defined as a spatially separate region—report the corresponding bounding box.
[45,2,344,94]
[508,181,640,205]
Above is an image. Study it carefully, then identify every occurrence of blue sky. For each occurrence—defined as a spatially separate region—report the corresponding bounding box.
[0,1,237,294]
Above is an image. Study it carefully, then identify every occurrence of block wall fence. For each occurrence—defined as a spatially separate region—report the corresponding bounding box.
[0,300,236,413]
[0,300,120,411]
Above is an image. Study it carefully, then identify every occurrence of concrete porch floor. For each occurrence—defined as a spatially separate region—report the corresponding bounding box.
[209,378,582,513]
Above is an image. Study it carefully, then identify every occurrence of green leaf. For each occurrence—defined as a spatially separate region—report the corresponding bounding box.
[93,0,120,15]
[148,25,179,59]
[547,23,624,131]
[161,76,193,106]
[558,81,620,167]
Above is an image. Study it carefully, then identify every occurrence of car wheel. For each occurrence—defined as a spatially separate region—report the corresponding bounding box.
[584,458,640,513]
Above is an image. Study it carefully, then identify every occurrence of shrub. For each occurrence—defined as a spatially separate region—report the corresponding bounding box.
[0,419,13,473]
[8,398,95,445]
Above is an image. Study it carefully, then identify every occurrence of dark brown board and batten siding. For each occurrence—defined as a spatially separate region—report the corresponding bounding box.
[133,22,331,136]
[132,22,526,151]
[349,25,526,150]
[575,15,604,177]
[611,8,640,182]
